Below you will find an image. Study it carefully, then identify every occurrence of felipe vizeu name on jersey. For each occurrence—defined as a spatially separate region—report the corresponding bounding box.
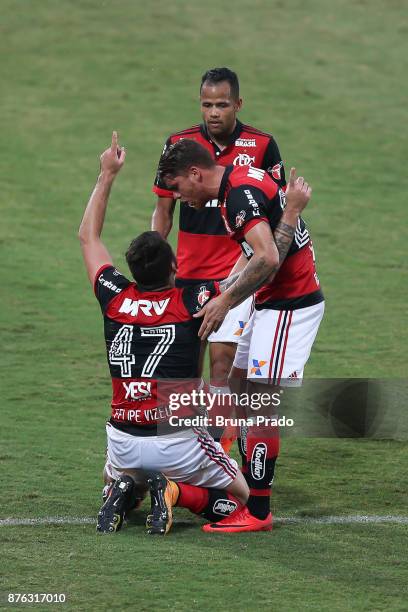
[219,165,323,310]
[94,265,218,426]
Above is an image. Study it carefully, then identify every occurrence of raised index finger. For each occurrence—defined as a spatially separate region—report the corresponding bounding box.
[111,131,118,152]
[289,167,297,188]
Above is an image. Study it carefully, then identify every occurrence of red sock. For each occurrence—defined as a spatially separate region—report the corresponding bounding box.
[177,482,209,514]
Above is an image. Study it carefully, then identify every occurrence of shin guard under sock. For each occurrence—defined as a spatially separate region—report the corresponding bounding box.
[245,424,280,520]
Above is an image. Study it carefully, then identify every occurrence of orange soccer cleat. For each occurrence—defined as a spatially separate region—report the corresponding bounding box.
[146,473,180,535]
[202,506,272,533]
[219,424,238,454]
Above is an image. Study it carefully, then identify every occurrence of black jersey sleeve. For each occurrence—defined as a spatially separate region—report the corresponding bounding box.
[153,136,173,193]
[182,281,221,315]
[226,185,269,234]
[94,265,131,313]
[263,138,286,189]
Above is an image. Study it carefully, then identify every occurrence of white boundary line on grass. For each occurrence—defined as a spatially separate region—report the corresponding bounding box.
[1,515,407,527]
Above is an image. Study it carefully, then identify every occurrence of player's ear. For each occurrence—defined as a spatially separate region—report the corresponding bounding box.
[235,97,243,112]
[190,166,201,181]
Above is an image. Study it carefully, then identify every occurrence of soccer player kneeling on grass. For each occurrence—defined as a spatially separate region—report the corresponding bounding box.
[78,133,249,535]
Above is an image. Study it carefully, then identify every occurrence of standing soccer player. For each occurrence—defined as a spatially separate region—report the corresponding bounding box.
[152,67,286,393]
[158,139,324,532]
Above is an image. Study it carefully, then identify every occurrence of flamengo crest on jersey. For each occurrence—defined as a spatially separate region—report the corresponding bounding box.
[235,210,246,228]
[197,285,211,307]
[233,153,255,166]
[269,161,283,181]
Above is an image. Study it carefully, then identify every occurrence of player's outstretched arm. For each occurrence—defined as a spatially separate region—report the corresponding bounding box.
[79,131,126,284]
[151,196,176,238]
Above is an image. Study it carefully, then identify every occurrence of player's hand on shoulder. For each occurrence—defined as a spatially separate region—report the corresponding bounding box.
[285,167,312,213]
[100,131,126,177]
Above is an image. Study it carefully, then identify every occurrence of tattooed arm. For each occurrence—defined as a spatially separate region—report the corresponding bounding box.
[194,222,279,339]
[219,198,305,302]
[274,220,296,264]
[219,272,241,293]
[218,253,247,293]
[223,222,279,306]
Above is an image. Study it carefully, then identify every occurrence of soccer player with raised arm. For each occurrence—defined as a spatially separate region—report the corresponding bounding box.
[78,133,249,535]
[158,139,324,532]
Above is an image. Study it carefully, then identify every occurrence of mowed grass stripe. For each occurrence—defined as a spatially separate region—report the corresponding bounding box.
[2,515,408,527]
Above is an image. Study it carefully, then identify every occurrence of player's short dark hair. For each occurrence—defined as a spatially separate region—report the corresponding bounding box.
[125,231,176,288]
[200,67,240,100]
[158,139,215,183]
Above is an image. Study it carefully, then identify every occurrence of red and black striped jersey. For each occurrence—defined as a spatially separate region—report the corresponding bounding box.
[218,165,324,310]
[153,120,286,282]
[94,264,219,429]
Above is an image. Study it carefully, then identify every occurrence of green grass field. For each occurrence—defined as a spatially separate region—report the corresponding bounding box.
[1,0,407,610]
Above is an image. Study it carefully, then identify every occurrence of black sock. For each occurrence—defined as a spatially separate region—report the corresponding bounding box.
[200,489,240,522]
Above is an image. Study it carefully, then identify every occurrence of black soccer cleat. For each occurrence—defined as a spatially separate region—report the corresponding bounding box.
[96,475,135,534]
[146,473,179,536]
[102,481,144,517]
[102,482,113,505]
